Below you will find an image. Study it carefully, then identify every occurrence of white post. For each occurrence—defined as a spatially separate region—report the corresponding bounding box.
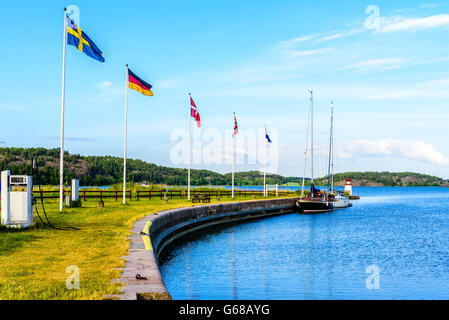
[123,65,129,204]
[276,184,279,197]
[59,8,67,212]
[264,125,267,197]
[232,113,235,199]
[188,94,191,200]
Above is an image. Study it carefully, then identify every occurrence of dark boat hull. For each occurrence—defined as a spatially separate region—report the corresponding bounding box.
[296,199,335,214]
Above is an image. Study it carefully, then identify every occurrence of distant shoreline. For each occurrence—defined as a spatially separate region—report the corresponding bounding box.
[1,147,447,187]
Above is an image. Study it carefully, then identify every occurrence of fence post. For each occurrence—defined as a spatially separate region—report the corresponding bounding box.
[100,190,103,202]
[115,190,118,202]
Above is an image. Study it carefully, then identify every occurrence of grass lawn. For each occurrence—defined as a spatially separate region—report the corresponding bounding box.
[0,194,294,300]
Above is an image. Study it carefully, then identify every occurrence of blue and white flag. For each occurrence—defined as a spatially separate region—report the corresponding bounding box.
[265,126,272,143]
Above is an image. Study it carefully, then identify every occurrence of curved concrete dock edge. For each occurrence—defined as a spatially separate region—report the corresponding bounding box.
[111,198,299,300]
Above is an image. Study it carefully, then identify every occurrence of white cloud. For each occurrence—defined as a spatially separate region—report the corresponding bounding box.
[284,48,335,58]
[0,103,29,111]
[367,76,449,100]
[345,58,409,72]
[98,81,113,88]
[367,91,417,100]
[279,35,315,47]
[341,139,449,165]
[315,28,363,42]
[419,77,449,88]
[378,14,449,32]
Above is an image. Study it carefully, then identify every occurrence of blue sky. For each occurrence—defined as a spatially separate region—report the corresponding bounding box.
[1,1,449,178]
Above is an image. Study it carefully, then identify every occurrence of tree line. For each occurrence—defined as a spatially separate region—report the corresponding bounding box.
[0,147,446,187]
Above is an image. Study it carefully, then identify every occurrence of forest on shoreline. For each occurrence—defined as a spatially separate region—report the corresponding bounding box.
[1,147,447,187]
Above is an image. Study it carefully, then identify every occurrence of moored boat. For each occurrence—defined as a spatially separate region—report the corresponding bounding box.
[297,185,335,213]
[326,101,351,209]
[332,193,350,209]
[297,91,335,214]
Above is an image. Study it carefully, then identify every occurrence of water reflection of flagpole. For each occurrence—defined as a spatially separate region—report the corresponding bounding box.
[230,228,237,299]
[304,216,316,300]
[185,242,193,299]
[326,213,334,299]
[262,221,268,297]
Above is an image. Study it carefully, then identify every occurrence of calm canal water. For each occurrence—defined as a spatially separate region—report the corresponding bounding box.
[159,187,449,300]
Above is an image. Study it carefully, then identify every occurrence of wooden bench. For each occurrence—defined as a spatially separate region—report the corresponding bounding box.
[192,194,211,203]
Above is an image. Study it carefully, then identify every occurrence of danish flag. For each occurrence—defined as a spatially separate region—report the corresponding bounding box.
[190,96,201,128]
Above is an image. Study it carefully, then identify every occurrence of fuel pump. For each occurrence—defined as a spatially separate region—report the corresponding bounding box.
[1,170,34,228]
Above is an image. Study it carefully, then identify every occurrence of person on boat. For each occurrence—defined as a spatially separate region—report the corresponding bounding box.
[310,184,320,198]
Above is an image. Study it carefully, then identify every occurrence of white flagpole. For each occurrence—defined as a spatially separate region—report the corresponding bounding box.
[59,8,67,212]
[264,124,267,197]
[232,113,235,199]
[188,93,191,200]
[123,65,129,204]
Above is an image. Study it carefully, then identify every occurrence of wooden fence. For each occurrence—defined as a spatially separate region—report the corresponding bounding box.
[31,188,297,202]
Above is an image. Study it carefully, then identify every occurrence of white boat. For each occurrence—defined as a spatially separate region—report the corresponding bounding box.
[326,101,350,209]
[333,193,350,208]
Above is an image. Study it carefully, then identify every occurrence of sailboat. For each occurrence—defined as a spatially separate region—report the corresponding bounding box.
[326,101,350,209]
[296,90,334,214]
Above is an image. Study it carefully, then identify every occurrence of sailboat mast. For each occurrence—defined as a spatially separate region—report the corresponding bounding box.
[331,101,334,193]
[300,90,312,198]
[327,101,334,191]
[310,90,314,185]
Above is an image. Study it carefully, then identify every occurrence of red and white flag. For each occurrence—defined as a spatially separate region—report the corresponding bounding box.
[190,97,201,128]
[232,113,238,137]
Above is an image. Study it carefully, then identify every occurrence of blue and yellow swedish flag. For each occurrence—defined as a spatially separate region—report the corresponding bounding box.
[66,16,105,63]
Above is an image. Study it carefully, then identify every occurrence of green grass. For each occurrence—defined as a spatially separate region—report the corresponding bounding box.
[0,227,37,256]
[0,194,294,300]
[281,182,301,187]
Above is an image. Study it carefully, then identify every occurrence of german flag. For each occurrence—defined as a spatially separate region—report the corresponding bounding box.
[128,68,153,96]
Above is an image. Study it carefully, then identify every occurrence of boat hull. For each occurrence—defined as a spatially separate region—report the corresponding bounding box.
[296,199,335,214]
[333,196,350,209]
